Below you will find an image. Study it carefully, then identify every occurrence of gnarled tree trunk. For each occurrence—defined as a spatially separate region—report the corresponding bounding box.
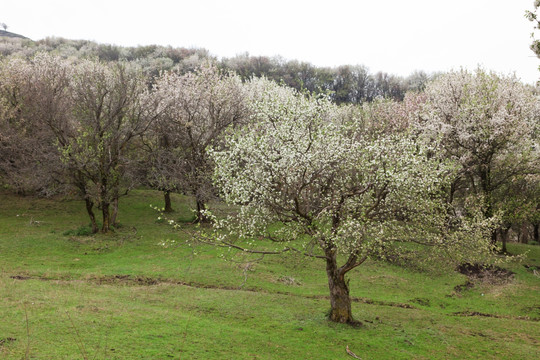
[325,250,354,324]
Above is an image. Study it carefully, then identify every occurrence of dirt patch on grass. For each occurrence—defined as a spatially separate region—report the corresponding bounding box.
[453,280,474,293]
[0,337,16,347]
[9,275,32,280]
[409,297,431,306]
[456,263,515,284]
[88,274,161,285]
[450,263,515,297]
[453,310,539,322]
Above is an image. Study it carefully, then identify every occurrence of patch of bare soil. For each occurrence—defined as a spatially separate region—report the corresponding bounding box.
[0,337,16,346]
[453,310,539,322]
[9,275,31,280]
[456,263,514,285]
[89,274,160,285]
[453,280,474,293]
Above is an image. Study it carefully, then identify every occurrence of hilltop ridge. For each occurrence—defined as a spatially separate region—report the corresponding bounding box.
[0,29,29,39]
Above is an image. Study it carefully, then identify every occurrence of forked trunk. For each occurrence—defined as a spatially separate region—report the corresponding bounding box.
[164,190,173,213]
[325,252,354,323]
[84,198,99,234]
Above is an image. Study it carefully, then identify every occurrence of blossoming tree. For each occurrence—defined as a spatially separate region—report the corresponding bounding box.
[208,79,495,324]
[150,63,247,222]
[419,69,539,245]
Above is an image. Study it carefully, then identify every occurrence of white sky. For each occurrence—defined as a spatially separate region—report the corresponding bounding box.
[2,0,539,83]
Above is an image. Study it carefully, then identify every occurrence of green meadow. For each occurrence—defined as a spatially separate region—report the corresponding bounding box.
[0,190,538,359]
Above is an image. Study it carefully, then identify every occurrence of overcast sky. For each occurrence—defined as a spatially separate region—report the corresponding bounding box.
[2,0,539,83]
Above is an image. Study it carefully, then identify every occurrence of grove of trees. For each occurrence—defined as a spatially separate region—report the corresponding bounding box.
[0,33,538,323]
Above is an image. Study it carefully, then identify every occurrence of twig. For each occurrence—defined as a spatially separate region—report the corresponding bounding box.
[346,345,362,359]
[66,311,88,360]
[239,262,253,289]
[24,304,30,360]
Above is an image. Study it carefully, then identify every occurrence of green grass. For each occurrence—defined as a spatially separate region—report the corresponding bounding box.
[0,190,539,359]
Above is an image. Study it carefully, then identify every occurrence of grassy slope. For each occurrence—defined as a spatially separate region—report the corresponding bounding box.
[0,190,538,359]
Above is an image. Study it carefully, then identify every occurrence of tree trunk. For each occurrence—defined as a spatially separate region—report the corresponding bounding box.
[101,201,111,233]
[519,223,529,244]
[110,197,119,227]
[325,251,354,324]
[491,229,498,249]
[85,198,99,234]
[534,222,539,244]
[448,179,457,205]
[500,228,509,254]
[479,165,497,246]
[195,198,208,223]
[164,191,173,213]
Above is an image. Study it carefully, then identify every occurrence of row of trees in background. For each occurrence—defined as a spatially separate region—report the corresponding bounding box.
[0,52,538,242]
[0,36,434,105]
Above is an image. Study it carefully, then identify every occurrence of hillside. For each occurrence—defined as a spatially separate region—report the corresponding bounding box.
[0,29,28,40]
[0,190,538,359]
[0,34,431,105]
